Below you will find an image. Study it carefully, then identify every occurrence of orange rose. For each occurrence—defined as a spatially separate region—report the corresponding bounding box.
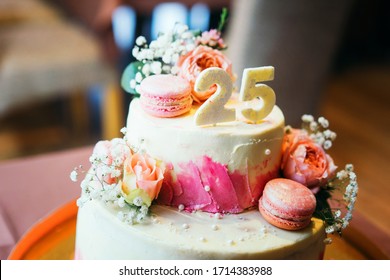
[281,129,337,193]
[176,45,233,103]
[122,153,164,206]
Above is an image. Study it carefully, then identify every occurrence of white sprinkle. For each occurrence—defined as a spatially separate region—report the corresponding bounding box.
[182,223,190,229]
[214,213,222,219]
[212,224,219,231]
[199,237,207,242]
[227,240,235,245]
[204,185,211,192]
[178,204,185,211]
[264,149,271,155]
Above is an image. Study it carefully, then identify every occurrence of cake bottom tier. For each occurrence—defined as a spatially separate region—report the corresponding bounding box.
[75,200,326,260]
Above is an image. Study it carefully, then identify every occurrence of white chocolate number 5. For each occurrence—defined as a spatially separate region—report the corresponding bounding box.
[238,66,276,123]
[194,67,235,126]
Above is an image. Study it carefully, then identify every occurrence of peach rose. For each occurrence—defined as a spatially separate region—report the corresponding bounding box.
[176,45,233,103]
[92,138,130,185]
[281,129,337,193]
[122,153,165,206]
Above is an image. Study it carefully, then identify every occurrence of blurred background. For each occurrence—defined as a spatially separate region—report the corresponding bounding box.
[0,0,389,258]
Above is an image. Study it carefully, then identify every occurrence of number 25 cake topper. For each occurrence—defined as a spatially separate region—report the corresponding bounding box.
[194,66,276,126]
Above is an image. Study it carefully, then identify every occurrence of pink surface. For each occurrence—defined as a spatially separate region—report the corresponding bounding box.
[0,146,92,259]
[157,156,279,213]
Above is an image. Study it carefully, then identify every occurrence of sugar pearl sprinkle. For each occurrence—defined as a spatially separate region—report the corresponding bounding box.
[227,240,235,246]
[204,185,211,192]
[214,213,222,219]
[182,223,190,230]
[212,224,219,231]
[178,204,185,211]
[264,149,271,155]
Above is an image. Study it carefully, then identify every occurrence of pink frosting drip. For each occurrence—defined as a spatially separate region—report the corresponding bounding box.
[156,156,280,213]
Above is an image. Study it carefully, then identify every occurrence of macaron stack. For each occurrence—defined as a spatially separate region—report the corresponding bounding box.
[139,74,193,118]
[259,178,317,230]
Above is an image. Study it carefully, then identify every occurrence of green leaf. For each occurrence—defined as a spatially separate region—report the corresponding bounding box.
[313,188,335,225]
[121,61,143,95]
[218,8,228,32]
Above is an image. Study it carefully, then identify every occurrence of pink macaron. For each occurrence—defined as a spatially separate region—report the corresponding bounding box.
[259,178,316,230]
[139,74,192,118]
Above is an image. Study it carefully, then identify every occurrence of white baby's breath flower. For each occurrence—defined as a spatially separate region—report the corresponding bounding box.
[70,170,78,182]
[186,43,196,52]
[120,127,127,135]
[318,116,329,128]
[323,129,332,139]
[150,61,162,74]
[143,49,154,60]
[135,36,147,46]
[162,53,172,64]
[346,164,354,172]
[337,170,348,180]
[133,196,143,207]
[118,197,126,208]
[302,114,314,123]
[181,31,194,40]
[141,64,151,76]
[323,140,332,150]
[136,212,146,223]
[135,72,143,83]
[129,79,136,89]
[132,46,139,57]
[171,53,180,63]
[110,169,121,178]
[310,121,318,131]
[176,23,189,34]
[325,226,335,234]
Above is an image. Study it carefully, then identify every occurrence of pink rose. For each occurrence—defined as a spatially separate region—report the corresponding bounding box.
[122,153,165,206]
[176,45,233,103]
[281,129,337,193]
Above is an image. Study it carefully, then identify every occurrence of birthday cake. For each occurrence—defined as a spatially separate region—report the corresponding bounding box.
[72,16,358,260]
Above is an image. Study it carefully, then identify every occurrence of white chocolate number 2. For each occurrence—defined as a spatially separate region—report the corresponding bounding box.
[194,67,235,126]
[238,66,276,123]
[194,66,275,126]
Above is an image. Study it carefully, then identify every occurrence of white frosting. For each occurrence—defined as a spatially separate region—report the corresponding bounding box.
[126,96,284,173]
[75,200,326,259]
